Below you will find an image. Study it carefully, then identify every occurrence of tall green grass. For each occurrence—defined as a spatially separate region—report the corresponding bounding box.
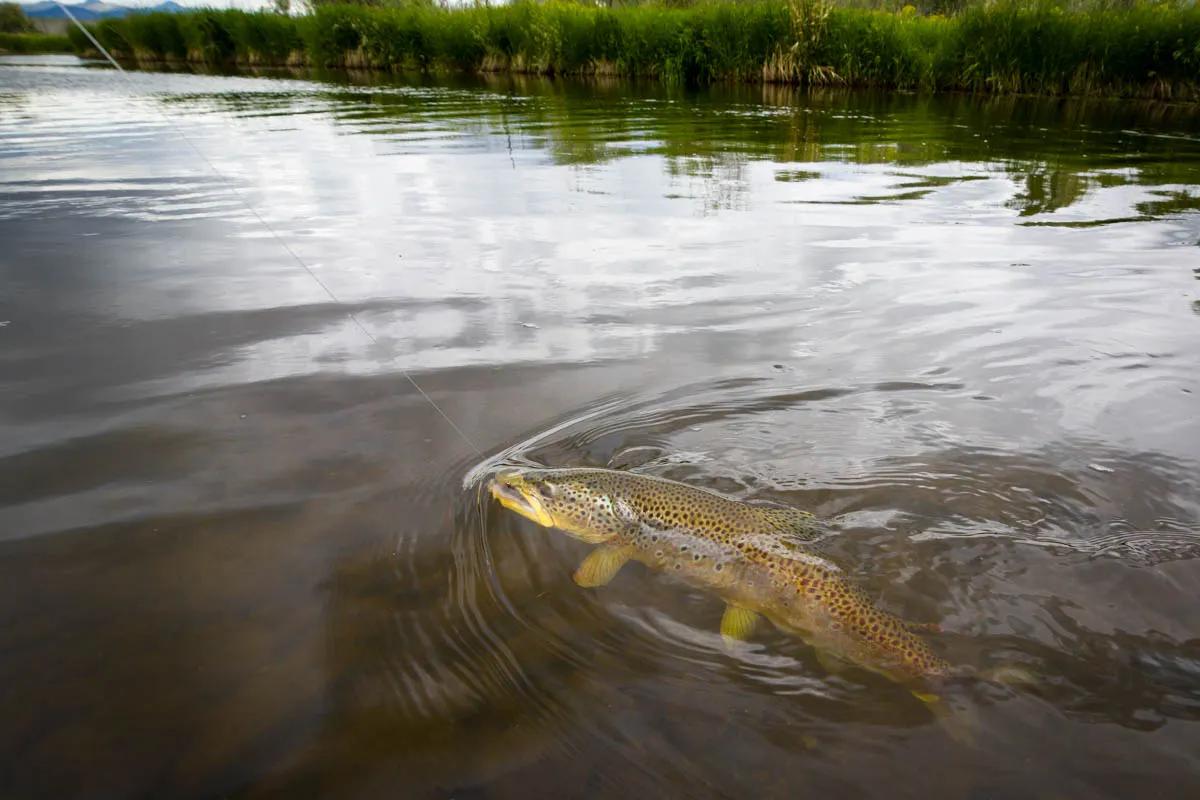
[66,1,1200,99]
[70,10,304,64]
[0,31,73,53]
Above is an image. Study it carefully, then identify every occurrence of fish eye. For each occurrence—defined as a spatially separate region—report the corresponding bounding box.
[536,483,556,499]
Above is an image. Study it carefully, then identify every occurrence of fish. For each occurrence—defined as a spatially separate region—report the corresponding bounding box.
[489,466,953,695]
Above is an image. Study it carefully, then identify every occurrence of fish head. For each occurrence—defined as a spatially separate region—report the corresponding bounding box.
[489,468,557,528]
[489,468,632,544]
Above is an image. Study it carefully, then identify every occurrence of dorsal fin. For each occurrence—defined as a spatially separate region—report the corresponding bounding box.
[753,505,823,540]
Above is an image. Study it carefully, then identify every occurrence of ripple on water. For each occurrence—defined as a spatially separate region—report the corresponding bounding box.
[451,372,1200,777]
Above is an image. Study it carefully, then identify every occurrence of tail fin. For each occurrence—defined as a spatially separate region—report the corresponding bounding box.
[982,663,1039,690]
[916,663,1039,746]
[912,690,978,747]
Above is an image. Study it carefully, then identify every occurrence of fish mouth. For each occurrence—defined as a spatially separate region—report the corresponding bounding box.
[489,471,555,528]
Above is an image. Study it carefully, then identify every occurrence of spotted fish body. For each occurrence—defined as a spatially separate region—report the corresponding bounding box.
[490,467,951,688]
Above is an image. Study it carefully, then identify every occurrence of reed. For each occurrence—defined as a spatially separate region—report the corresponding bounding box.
[0,32,73,53]
[66,1,1200,99]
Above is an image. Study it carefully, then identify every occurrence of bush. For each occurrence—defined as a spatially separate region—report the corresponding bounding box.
[0,2,33,34]
[0,32,72,52]
[65,1,1200,99]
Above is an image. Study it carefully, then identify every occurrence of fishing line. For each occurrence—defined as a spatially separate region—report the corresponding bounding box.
[56,3,483,456]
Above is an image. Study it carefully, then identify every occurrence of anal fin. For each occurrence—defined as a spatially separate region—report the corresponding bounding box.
[814,648,852,674]
[573,545,631,588]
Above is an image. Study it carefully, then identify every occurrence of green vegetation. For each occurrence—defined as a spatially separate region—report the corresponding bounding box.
[0,32,73,53]
[0,0,72,52]
[66,1,1200,99]
[1,1,34,33]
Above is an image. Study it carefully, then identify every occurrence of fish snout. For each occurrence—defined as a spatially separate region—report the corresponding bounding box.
[488,469,523,503]
[492,468,520,487]
[489,469,555,527]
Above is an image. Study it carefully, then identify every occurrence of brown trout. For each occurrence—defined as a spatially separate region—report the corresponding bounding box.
[490,467,952,693]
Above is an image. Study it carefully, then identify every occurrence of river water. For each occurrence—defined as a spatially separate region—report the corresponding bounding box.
[2,54,1199,799]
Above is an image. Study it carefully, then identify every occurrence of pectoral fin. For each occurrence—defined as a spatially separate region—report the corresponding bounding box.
[720,604,759,645]
[573,546,631,588]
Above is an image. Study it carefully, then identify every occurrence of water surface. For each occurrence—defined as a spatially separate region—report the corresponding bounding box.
[2,54,1200,799]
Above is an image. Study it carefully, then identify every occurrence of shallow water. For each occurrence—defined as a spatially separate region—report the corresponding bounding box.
[2,54,1200,799]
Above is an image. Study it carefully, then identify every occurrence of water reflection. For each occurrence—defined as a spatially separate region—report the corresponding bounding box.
[8,66,1200,226]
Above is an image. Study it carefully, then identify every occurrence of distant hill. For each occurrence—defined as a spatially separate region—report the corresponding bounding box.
[21,1,189,21]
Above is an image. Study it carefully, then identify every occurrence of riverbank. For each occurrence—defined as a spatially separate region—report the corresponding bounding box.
[68,1,1200,99]
[0,32,72,54]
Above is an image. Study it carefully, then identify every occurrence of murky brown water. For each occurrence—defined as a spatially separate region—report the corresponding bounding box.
[2,54,1200,799]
